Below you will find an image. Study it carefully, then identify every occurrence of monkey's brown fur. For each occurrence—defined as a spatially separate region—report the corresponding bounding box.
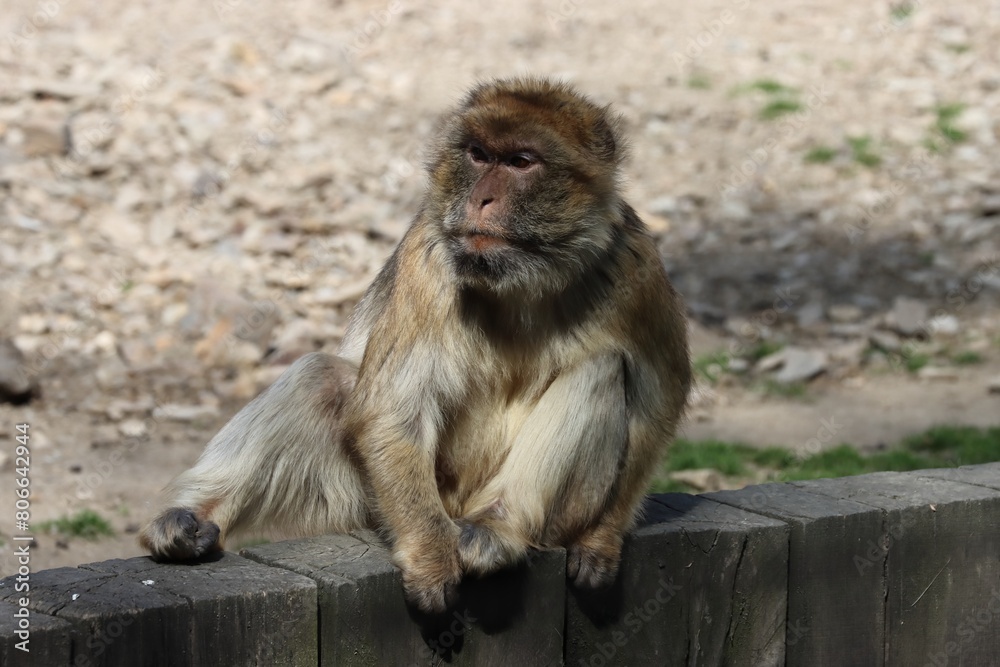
[141,78,691,614]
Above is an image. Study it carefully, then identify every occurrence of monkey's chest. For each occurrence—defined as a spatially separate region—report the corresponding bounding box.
[434,375,544,516]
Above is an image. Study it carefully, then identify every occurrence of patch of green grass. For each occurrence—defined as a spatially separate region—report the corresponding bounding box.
[687,73,712,90]
[922,136,944,154]
[952,351,983,365]
[745,340,785,362]
[649,477,698,494]
[890,2,915,22]
[666,439,750,476]
[903,425,1000,466]
[747,78,797,95]
[903,352,930,373]
[805,146,838,163]
[935,103,967,143]
[654,426,1000,490]
[759,99,803,120]
[37,510,114,540]
[749,447,799,469]
[693,351,731,384]
[945,43,971,54]
[847,135,881,167]
[760,379,808,399]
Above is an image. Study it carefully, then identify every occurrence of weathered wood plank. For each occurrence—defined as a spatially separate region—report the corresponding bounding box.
[793,470,1000,667]
[0,600,74,666]
[0,552,318,667]
[243,530,565,666]
[566,494,789,667]
[706,481,886,667]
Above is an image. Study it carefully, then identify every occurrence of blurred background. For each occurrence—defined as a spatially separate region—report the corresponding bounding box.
[1,0,998,574]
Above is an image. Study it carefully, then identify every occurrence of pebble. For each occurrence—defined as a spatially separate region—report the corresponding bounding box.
[827,304,863,323]
[917,367,960,382]
[0,339,40,404]
[152,403,221,422]
[869,331,902,353]
[888,297,930,337]
[772,348,829,384]
[668,469,723,492]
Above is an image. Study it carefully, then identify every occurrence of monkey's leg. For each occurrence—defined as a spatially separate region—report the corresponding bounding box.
[140,352,369,561]
[457,353,627,578]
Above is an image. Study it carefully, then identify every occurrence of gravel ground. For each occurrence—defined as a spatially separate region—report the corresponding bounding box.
[1,0,998,574]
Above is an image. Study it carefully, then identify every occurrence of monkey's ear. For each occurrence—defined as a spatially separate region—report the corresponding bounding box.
[592,106,627,166]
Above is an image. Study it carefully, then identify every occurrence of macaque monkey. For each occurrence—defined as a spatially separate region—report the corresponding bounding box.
[141,78,691,613]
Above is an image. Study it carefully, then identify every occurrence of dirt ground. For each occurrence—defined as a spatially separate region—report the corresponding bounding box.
[1,0,998,575]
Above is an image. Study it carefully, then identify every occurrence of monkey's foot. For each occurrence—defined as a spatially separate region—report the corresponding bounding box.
[394,530,463,614]
[139,507,221,562]
[567,539,621,589]
[456,519,526,577]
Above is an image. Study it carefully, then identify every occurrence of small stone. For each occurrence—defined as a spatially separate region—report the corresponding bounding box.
[869,331,902,353]
[928,314,960,336]
[152,403,221,422]
[829,323,868,338]
[771,347,828,384]
[755,349,787,373]
[827,304,863,323]
[0,339,39,404]
[917,367,960,382]
[727,358,750,374]
[668,469,723,492]
[118,419,148,438]
[18,115,70,157]
[987,377,1000,395]
[796,301,825,328]
[889,297,929,337]
[830,340,867,368]
[18,314,48,334]
[647,195,679,217]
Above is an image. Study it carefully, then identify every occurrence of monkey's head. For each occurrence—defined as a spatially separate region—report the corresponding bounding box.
[427,78,627,298]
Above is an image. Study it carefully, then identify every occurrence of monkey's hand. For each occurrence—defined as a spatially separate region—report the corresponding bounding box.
[456,516,527,577]
[393,522,463,614]
[567,531,623,589]
[139,507,222,562]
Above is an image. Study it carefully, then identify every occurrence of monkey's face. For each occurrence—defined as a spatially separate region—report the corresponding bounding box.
[428,79,625,298]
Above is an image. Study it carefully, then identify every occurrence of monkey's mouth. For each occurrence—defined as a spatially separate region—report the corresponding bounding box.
[461,231,510,254]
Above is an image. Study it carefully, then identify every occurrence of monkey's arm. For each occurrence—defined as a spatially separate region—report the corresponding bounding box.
[457,352,627,577]
[347,345,464,613]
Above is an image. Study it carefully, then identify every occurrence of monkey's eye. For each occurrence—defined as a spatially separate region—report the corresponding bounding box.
[468,145,491,164]
[507,154,536,169]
